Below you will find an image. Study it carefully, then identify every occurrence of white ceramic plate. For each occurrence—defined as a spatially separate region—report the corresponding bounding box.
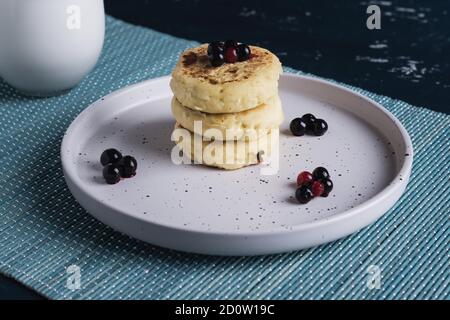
[61,74,413,256]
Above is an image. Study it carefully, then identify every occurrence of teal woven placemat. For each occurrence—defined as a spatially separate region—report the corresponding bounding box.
[0,16,448,300]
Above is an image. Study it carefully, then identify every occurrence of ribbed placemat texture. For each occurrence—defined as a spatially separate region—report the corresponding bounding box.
[0,16,448,300]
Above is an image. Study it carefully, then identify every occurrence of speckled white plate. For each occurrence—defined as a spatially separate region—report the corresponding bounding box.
[61,74,413,256]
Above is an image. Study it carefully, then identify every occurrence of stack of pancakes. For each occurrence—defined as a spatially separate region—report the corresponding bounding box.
[170,44,283,170]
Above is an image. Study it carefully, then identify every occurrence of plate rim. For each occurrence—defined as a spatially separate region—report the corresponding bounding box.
[61,74,413,239]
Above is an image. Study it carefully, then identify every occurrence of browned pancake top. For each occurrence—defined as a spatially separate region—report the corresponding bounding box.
[175,44,279,85]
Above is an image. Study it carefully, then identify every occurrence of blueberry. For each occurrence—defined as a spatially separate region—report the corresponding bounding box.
[321,178,333,197]
[290,118,307,136]
[295,185,313,204]
[236,43,251,61]
[119,155,137,178]
[313,119,328,136]
[313,167,330,180]
[100,148,122,166]
[302,113,316,134]
[102,164,121,184]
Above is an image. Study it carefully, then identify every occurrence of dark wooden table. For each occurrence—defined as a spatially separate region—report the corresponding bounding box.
[1,0,448,300]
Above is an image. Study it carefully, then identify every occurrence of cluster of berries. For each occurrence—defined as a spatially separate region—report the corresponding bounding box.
[207,40,251,67]
[100,148,137,184]
[295,167,333,204]
[290,113,328,137]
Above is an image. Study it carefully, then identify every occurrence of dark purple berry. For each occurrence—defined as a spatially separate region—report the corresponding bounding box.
[209,48,225,67]
[302,113,316,134]
[302,113,316,123]
[295,185,313,204]
[118,155,137,178]
[321,178,333,197]
[290,118,307,136]
[100,148,122,166]
[207,43,226,67]
[224,40,238,49]
[313,119,328,136]
[237,43,251,61]
[313,167,330,180]
[210,52,225,67]
[103,164,121,184]
[207,41,224,57]
[257,151,264,163]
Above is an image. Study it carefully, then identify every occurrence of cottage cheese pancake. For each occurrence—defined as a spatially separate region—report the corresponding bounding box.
[172,123,279,170]
[170,44,282,114]
[171,95,283,141]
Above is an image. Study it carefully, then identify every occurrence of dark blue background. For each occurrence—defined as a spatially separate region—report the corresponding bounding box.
[104,0,449,113]
[1,0,448,300]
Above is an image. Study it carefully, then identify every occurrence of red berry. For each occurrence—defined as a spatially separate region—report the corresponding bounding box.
[225,46,238,63]
[297,171,314,186]
[312,181,325,197]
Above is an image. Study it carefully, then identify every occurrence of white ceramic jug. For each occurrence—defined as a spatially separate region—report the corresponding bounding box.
[0,0,105,96]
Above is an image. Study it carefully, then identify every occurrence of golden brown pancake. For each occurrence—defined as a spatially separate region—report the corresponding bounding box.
[171,95,283,141]
[170,44,282,114]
